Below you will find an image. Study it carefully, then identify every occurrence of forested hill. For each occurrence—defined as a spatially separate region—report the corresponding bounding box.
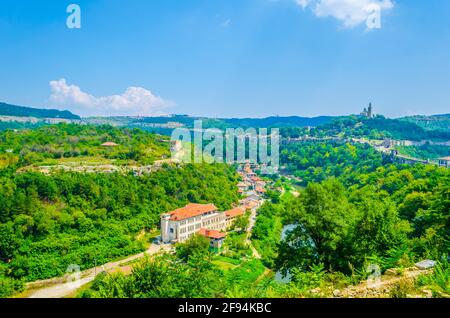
[84,114,336,131]
[283,115,450,142]
[0,102,80,120]
[212,115,335,128]
[399,114,450,131]
[0,124,171,169]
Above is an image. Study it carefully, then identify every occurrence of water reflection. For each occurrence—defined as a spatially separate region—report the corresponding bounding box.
[275,224,297,283]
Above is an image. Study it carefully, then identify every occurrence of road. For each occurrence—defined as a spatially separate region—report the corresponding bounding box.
[27,243,172,298]
[246,205,262,259]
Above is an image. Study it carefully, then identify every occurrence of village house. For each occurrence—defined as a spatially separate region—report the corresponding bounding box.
[255,187,266,195]
[198,228,226,249]
[160,203,226,243]
[239,197,260,211]
[237,182,249,193]
[224,207,245,229]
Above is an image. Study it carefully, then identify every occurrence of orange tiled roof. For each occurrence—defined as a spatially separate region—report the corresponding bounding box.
[241,201,258,210]
[168,203,217,221]
[224,207,244,218]
[198,228,226,239]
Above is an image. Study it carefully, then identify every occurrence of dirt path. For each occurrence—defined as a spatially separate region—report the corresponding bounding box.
[26,243,172,298]
[339,267,433,298]
[245,205,262,259]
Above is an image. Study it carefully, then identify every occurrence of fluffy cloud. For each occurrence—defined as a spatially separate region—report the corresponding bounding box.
[49,79,173,117]
[296,0,394,27]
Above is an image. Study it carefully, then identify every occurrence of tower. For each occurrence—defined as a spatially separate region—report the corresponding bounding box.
[368,103,373,118]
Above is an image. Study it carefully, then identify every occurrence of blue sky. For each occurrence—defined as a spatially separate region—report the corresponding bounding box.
[0,0,449,118]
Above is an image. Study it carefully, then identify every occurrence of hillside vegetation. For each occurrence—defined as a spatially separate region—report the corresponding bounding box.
[0,124,171,168]
[0,102,80,120]
[0,124,241,297]
[281,116,450,142]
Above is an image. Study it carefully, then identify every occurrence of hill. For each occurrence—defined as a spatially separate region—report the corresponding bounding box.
[399,114,450,131]
[0,123,171,169]
[82,114,336,136]
[0,102,80,120]
[287,115,450,142]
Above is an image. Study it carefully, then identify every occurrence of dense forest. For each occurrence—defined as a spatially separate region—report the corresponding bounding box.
[275,165,449,272]
[280,141,384,184]
[255,144,449,294]
[0,124,242,297]
[400,114,450,132]
[0,163,240,297]
[396,144,450,160]
[0,122,47,132]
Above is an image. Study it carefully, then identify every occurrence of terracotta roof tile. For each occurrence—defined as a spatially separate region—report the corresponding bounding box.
[198,228,226,239]
[168,203,217,221]
[224,207,245,218]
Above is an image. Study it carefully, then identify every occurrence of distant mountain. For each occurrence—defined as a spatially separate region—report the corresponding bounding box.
[110,114,336,129]
[0,102,80,120]
[217,115,335,128]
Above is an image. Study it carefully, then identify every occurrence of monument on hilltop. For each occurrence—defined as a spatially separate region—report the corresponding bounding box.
[360,102,374,118]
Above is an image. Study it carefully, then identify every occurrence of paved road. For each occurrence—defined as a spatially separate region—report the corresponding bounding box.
[27,244,172,298]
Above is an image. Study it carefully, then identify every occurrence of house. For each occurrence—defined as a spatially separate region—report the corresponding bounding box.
[438,156,450,168]
[160,203,226,243]
[224,207,245,228]
[237,182,249,192]
[255,187,266,195]
[198,228,226,250]
[255,180,266,188]
[246,193,261,202]
[240,200,259,211]
[101,141,119,147]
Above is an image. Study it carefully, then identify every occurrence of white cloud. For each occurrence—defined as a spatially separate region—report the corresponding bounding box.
[296,0,394,27]
[49,79,174,117]
[296,0,313,9]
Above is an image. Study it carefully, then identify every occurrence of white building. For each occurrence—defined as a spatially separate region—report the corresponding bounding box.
[161,203,227,243]
[438,156,450,168]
